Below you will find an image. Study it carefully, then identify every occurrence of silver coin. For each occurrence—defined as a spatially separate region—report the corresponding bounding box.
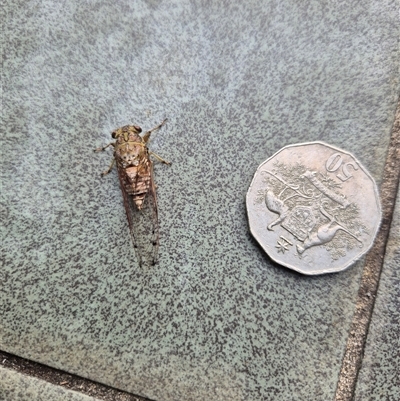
[246,142,382,275]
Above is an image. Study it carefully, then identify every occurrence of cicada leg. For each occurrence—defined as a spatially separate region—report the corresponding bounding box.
[94,142,116,176]
[142,119,168,143]
[101,158,116,176]
[94,142,115,152]
[150,151,171,165]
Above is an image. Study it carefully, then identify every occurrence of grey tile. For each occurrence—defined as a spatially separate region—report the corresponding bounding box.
[1,1,398,400]
[354,190,400,401]
[0,366,101,401]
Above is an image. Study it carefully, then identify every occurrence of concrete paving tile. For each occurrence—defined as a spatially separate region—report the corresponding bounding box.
[1,1,398,401]
[0,366,101,401]
[354,189,400,401]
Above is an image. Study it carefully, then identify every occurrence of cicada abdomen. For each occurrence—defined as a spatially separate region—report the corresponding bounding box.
[95,119,170,267]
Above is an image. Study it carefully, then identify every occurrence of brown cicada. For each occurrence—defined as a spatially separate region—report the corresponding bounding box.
[95,119,170,267]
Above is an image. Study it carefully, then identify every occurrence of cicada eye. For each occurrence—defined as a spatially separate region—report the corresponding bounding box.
[111,131,117,138]
[134,125,142,133]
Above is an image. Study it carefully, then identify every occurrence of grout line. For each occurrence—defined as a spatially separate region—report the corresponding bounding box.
[334,100,400,401]
[0,350,152,401]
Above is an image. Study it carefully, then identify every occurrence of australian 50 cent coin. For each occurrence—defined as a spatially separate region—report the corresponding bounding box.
[246,142,382,275]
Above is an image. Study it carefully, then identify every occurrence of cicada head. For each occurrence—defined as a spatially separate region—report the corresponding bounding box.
[112,125,142,140]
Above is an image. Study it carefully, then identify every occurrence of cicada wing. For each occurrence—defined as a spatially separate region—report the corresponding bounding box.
[117,162,159,268]
[134,165,160,267]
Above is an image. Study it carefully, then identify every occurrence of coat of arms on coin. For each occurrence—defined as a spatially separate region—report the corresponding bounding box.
[246,142,381,275]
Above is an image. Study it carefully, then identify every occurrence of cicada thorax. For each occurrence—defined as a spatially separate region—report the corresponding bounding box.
[114,129,152,210]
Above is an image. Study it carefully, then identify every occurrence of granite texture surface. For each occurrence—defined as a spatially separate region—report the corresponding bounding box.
[354,189,400,401]
[0,366,101,401]
[1,0,399,401]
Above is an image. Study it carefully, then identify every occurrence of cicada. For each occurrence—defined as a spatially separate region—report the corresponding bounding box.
[95,119,171,267]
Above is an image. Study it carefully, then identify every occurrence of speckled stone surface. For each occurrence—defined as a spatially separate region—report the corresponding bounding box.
[1,1,399,400]
[0,366,101,401]
[354,189,400,401]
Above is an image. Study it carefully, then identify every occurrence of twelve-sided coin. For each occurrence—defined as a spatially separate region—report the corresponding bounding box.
[246,142,381,275]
